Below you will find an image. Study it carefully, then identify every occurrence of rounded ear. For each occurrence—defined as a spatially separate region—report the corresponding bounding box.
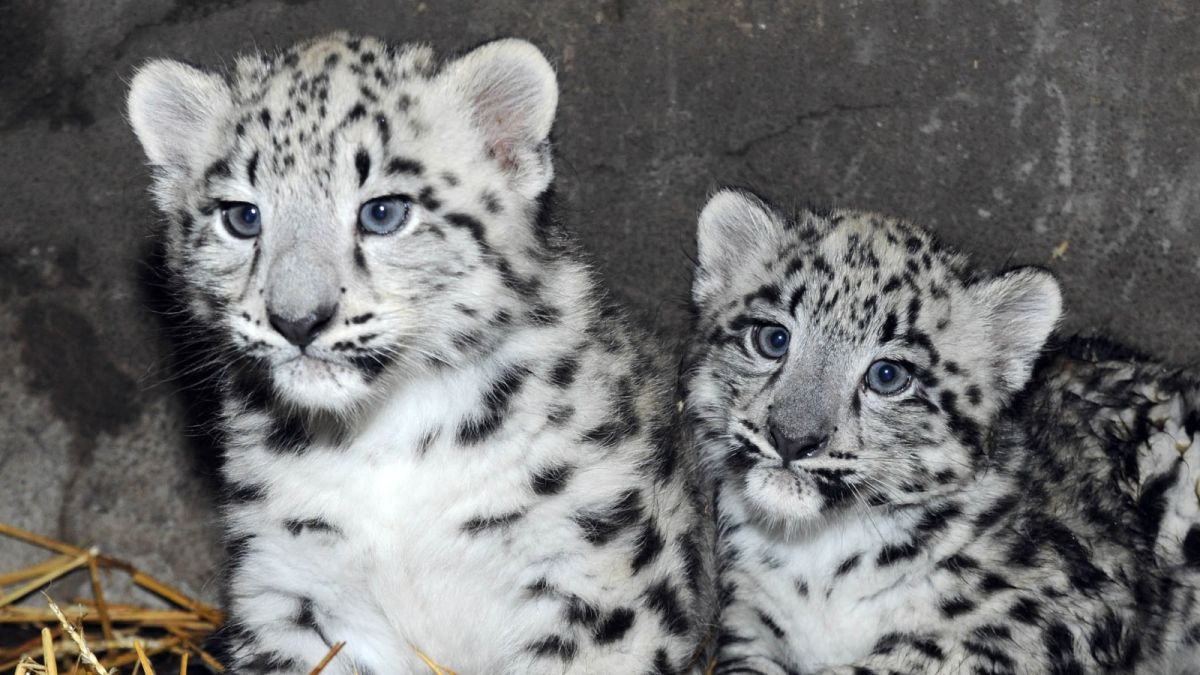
[693,188,782,304]
[971,267,1063,394]
[441,39,558,198]
[128,59,232,172]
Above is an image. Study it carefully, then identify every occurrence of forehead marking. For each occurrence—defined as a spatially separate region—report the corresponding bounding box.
[246,151,260,188]
[354,148,370,187]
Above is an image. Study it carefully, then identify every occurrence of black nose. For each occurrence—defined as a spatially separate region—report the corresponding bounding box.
[769,425,829,463]
[268,304,336,348]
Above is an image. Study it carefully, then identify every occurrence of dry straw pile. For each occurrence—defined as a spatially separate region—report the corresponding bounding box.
[0,522,461,674]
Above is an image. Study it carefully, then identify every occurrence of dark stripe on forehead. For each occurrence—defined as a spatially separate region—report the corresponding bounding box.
[444,212,491,253]
[345,102,367,123]
[744,284,780,307]
[386,157,424,176]
[908,329,941,365]
[246,151,260,188]
[880,312,898,344]
[906,297,923,327]
[354,148,370,187]
[375,114,390,145]
[812,255,832,275]
[204,158,230,184]
[787,285,806,315]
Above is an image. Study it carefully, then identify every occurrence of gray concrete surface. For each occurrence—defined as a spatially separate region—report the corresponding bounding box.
[2,0,1198,604]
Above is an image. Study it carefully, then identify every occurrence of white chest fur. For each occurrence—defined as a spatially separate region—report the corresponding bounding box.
[720,496,950,671]
[222,363,639,672]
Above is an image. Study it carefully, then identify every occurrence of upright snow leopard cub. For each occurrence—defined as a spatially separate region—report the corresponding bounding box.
[684,189,1200,674]
[128,34,713,673]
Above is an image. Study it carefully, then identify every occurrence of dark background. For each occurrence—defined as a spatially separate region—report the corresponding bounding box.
[2,0,1198,603]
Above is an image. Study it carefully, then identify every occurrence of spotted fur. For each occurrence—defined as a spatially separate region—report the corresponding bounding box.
[684,189,1200,674]
[128,34,714,673]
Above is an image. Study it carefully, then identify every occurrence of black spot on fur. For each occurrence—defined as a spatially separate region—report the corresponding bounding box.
[294,597,324,638]
[834,552,862,576]
[1009,596,1043,624]
[284,517,340,536]
[354,148,371,187]
[565,596,600,626]
[974,494,1019,534]
[575,489,642,545]
[631,520,665,574]
[644,579,690,636]
[592,607,636,644]
[457,365,530,444]
[531,463,574,496]
[386,157,424,176]
[1183,525,1200,567]
[1043,621,1083,674]
[527,635,576,661]
[979,572,1015,594]
[756,609,786,639]
[246,151,259,187]
[939,595,976,618]
[911,638,943,660]
[872,632,902,655]
[1137,462,1180,544]
[348,349,394,382]
[936,553,979,573]
[648,649,673,675]
[461,510,524,534]
[678,531,705,593]
[204,158,230,183]
[876,540,921,566]
[418,185,441,211]
[444,212,490,252]
[581,376,642,449]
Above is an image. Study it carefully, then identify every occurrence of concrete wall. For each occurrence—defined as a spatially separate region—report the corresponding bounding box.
[2,0,1198,603]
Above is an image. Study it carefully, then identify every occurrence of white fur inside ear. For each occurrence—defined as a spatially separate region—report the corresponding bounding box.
[128,59,231,170]
[443,39,558,196]
[973,268,1063,393]
[693,189,781,303]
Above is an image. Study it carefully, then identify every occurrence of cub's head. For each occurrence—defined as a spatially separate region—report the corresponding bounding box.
[129,34,559,413]
[685,189,1061,526]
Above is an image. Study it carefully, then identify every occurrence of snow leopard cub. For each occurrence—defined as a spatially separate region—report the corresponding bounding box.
[128,34,713,674]
[684,189,1200,674]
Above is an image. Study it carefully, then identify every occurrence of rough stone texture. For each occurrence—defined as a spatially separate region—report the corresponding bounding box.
[1,0,1197,604]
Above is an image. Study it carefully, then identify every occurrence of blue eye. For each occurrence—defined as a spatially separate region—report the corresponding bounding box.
[753,324,790,359]
[358,196,411,235]
[221,202,261,238]
[865,360,912,395]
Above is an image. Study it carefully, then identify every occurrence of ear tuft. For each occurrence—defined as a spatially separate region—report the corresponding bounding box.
[973,267,1063,394]
[443,39,558,197]
[128,59,231,171]
[692,189,782,304]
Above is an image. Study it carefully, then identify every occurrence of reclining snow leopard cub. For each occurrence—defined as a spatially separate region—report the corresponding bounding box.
[684,188,1200,674]
[128,34,713,673]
